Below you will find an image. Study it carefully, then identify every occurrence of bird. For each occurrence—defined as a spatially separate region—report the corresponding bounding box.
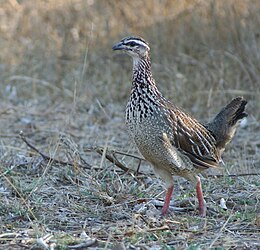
[112,36,248,216]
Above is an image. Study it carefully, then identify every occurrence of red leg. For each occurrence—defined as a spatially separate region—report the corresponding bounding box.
[196,176,206,216]
[162,185,174,215]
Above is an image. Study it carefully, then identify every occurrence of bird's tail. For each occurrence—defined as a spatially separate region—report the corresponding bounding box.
[205,96,248,154]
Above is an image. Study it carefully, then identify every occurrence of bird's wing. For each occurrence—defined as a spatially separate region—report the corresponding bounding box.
[162,101,220,170]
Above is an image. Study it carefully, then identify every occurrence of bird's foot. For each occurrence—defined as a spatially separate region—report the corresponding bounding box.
[198,201,207,217]
[196,176,207,217]
[161,185,174,216]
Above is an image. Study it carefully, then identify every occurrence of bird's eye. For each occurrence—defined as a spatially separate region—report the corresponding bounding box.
[128,42,136,47]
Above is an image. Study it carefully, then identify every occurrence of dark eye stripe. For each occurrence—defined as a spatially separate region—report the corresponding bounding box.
[128,42,136,46]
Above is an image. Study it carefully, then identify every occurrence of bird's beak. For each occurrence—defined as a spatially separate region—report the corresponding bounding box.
[112,42,124,51]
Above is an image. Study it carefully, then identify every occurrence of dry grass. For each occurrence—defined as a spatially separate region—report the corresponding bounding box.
[0,0,259,249]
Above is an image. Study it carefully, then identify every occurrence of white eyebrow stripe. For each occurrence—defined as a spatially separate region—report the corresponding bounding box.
[125,39,149,49]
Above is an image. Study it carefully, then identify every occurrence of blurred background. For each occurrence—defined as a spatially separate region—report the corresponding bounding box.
[1,0,259,112]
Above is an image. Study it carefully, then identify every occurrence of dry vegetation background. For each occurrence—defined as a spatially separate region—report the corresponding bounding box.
[0,0,259,249]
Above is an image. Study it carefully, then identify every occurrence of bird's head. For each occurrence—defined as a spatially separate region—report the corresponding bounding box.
[112,36,150,59]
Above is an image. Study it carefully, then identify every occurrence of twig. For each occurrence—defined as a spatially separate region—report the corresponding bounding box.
[107,148,144,174]
[95,147,130,172]
[111,149,145,161]
[135,158,142,174]
[19,131,91,169]
[147,225,170,232]
[84,146,144,161]
[208,213,233,248]
[93,147,147,185]
[36,234,55,249]
[207,173,259,178]
[67,239,97,249]
[19,131,49,160]
[85,145,145,173]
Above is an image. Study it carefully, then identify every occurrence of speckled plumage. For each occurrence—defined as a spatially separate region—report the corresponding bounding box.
[113,36,248,216]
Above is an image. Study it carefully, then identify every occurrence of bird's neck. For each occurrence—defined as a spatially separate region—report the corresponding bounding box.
[132,55,154,87]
